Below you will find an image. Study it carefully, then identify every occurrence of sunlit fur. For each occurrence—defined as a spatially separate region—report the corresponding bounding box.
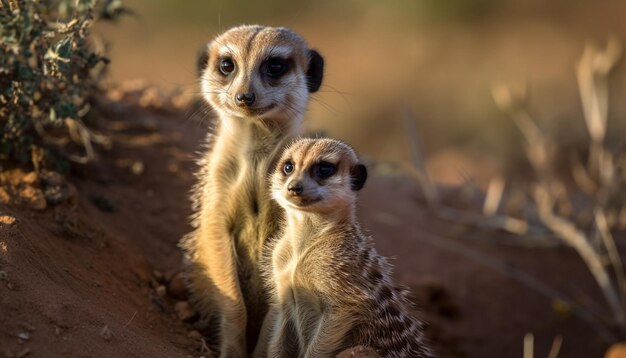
[257,138,434,358]
[179,25,321,357]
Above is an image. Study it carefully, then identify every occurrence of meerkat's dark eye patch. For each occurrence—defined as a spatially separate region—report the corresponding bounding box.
[219,58,235,75]
[311,161,336,180]
[283,160,294,175]
[264,57,290,78]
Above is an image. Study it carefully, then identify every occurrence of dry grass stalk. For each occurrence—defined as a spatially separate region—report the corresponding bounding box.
[492,84,554,181]
[546,335,563,358]
[523,333,534,358]
[577,36,621,176]
[595,210,626,302]
[483,176,505,216]
[402,109,552,239]
[572,156,600,195]
[534,187,626,328]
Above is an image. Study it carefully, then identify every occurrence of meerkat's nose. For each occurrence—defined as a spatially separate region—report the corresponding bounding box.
[235,92,256,106]
[287,181,304,196]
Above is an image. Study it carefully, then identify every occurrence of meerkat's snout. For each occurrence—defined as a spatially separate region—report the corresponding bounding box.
[235,92,256,106]
[286,180,304,196]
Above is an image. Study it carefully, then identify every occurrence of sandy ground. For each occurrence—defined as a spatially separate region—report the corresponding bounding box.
[0,93,619,357]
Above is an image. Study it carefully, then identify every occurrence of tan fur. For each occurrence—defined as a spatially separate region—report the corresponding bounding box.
[257,138,434,358]
[180,25,322,357]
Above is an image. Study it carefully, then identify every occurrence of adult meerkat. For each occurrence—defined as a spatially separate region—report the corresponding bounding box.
[180,25,324,356]
[257,138,433,358]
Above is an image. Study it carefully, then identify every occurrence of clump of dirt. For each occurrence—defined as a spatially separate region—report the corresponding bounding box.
[0,169,76,212]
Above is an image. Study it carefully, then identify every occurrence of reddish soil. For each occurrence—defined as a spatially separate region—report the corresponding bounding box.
[0,94,620,357]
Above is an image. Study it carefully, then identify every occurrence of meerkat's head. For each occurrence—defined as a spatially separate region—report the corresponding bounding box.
[271,138,367,214]
[198,25,324,123]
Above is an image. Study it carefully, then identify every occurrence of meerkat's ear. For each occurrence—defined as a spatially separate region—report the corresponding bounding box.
[350,164,368,191]
[197,43,210,78]
[306,49,324,93]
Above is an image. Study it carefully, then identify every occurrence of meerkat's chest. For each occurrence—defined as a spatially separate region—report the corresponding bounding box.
[274,251,298,300]
[273,248,323,311]
[205,142,273,217]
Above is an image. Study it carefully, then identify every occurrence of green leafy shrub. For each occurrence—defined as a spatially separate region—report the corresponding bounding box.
[0,0,124,172]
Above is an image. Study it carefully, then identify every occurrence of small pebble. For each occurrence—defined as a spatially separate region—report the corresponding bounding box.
[0,187,11,204]
[19,187,46,211]
[21,172,38,185]
[17,332,30,341]
[40,171,65,187]
[100,325,112,341]
[0,215,16,226]
[44,186,69,205]
[167,272,189,300]
[187,330,203,340]
[156,285,167,297]
[174,301,196,322]
[131,161,144,175]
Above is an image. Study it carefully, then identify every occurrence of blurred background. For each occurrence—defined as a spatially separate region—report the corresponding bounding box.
[94,0,626,188]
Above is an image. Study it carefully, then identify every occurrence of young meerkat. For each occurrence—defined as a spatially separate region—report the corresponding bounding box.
[257,138,433,358]
[180,25,324,356]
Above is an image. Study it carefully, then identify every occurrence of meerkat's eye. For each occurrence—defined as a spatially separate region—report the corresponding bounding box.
[265,58,289,78]
[312,161,336,179]
[219,58,235,75]
[283,161,294,175]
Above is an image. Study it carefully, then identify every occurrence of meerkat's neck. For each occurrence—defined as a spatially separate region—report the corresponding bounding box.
[284,205,356,252]
[215,113,303,158]
[221,113,303,139]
